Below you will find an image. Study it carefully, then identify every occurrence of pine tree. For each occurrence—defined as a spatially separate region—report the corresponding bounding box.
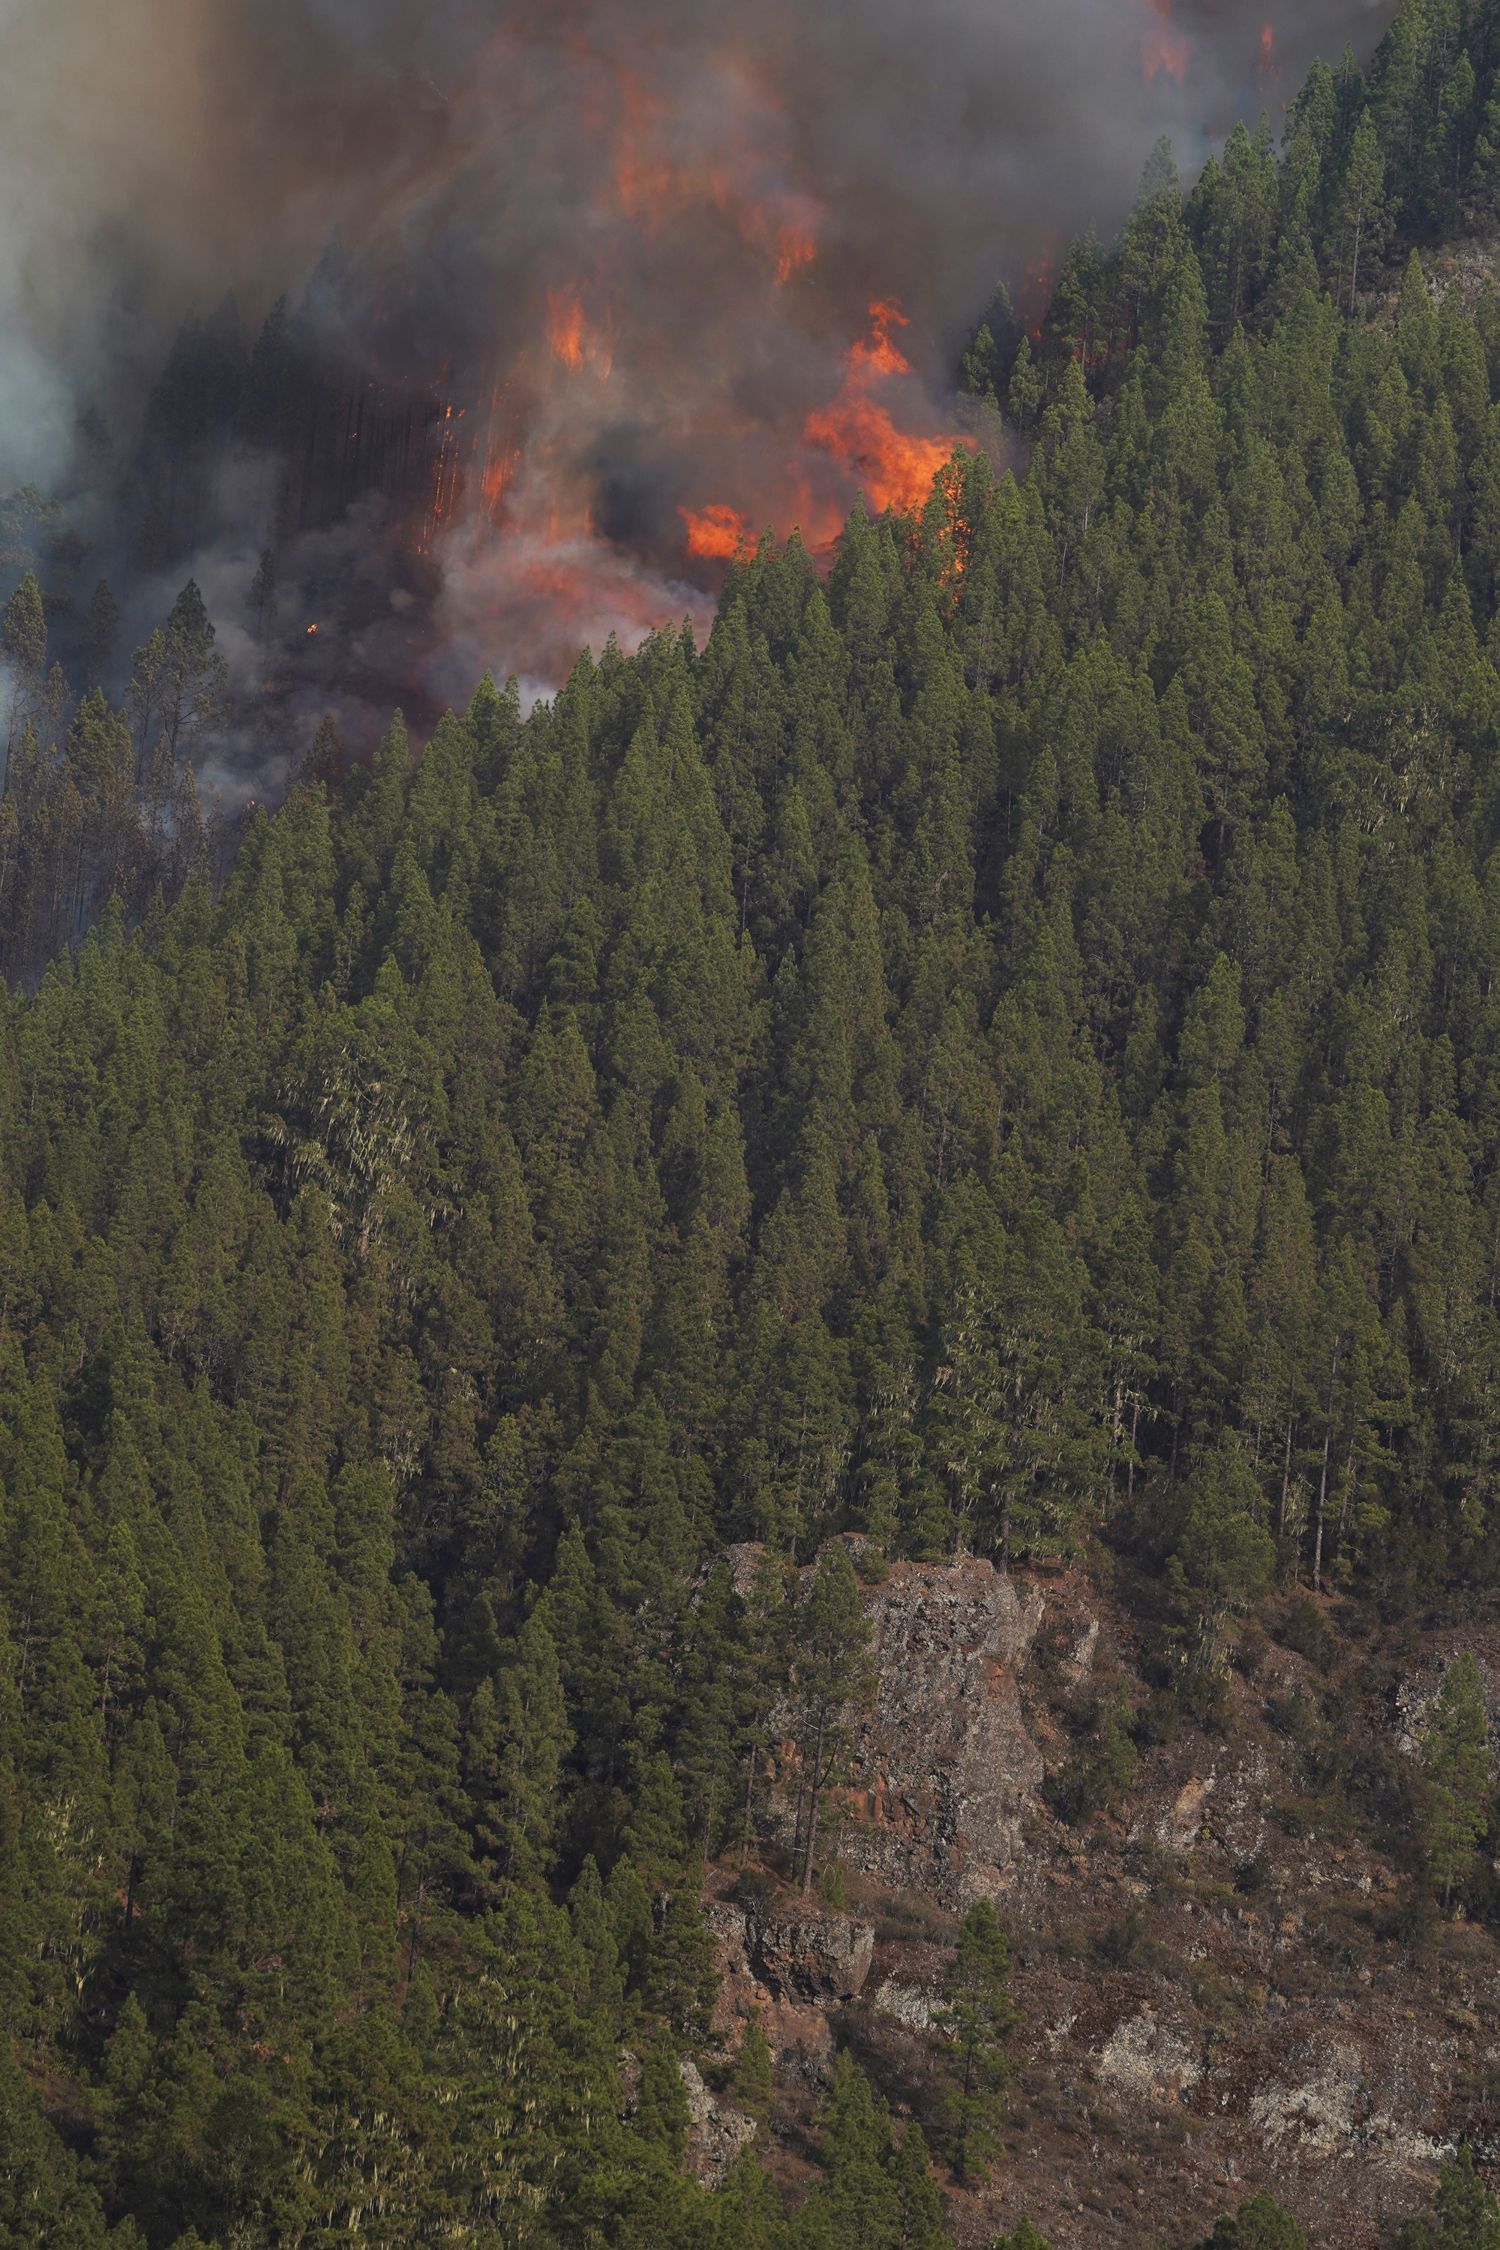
[799,2054,903,2249]
[468,1611,572,1889]
[1430,2144,1500,2248]
[735,2010,774,2126]
[1199,2190,1307,2248]
[1,570,45,779]
[935,1900,1017,2183]
[789,1547,876,1894]
[84,580,120,686]
[1422,1651,1491,1909]
[1335,113,1390,313]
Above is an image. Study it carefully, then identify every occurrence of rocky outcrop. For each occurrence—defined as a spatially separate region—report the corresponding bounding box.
[871,1977,939,2032]
[704,1896,875,2073]
[695,1549,1500,2245]
[1096,2007,1203,2103]
[1246,2039,1457,2175]
[839,1555,1048,1908]
[679,2059,758,2188]
[706,1898,875,2003]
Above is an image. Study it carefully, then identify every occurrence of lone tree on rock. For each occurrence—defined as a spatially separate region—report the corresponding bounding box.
[789,1545,876,1895]
[1423,1651,1492,1911]
[936,1898,1017,2184]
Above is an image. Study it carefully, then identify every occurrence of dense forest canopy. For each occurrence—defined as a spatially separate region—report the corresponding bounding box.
[8,0,1500,2241]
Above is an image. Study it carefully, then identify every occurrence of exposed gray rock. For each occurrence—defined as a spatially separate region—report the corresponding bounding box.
[1248,2042,1457,2176]
[705,1898,875,2003]
[871,1977,939,2032]
[1096,2008,1202,2104]
[1155,1772,1216,1852]
[1063,1617,1101,1685]
[837,1557,1047,1908]
[679,2059,758,2188]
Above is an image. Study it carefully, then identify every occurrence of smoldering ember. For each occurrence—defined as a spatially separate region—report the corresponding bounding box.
[20,0,1500,2245]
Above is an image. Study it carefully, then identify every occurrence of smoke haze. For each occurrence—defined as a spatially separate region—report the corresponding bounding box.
[0,0,1400,764]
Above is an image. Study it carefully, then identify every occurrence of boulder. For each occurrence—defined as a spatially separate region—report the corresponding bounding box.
[706,1898,875,2003]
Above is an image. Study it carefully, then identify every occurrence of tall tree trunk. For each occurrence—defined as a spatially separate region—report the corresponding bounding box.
[739,1718,763,1869]
[800,1708,826,1894]
[1313,1339,1341,1592]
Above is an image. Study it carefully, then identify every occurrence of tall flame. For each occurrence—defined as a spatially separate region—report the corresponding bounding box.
[1141,0,1190,83]
[680,298,969,563]
[802,300,965,523]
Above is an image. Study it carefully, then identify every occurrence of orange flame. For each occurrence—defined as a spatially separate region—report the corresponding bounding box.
[547,290,587,370]
[849,299,916,380]
[421,398,467,551]
[681,298,968,561]
[1258,22,1279,80]
[608,59,820,286]
[681,502,753,559]
[1141,0,1190,82]
[802,299,962,519]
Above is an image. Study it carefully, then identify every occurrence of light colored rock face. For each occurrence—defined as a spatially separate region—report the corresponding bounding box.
[871,1977,938,2033]
[679,2059,757,2188]
[1097,2008,1203,2103]
[1247,2042,1457,2177]
[839,1557,1047,1908]
[1159,1773,1217,1852]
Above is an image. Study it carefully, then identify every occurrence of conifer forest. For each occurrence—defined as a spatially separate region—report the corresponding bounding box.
[11,1,1500,2243]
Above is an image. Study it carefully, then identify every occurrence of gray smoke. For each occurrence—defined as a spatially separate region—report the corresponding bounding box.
[0,0,1399,742]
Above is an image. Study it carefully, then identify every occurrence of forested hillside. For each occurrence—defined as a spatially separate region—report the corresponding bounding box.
[8,1,1500,2242]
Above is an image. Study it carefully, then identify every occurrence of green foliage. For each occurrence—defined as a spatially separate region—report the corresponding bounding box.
[789,1546,877,1894]
[1198,2190,1307,2248]
[1421,1652,1493,1908]
[1401,2144,1500,2248]
[6,20,1500,2239]
[2,569,45,679]
[733,2008,774,2123]
[797,2054,906,2249]
[1045,1691,1139,1827]
[935,1900,1017,2183]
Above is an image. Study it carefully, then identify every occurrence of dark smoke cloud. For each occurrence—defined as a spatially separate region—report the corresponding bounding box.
[0,0,1399,758]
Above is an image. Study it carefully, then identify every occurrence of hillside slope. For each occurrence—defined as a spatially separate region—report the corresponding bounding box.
[8,2,1500,2242]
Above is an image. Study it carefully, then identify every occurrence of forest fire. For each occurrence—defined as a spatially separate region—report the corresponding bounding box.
[1142,0,1191,82]
[546,292,589,371]
[379,0,1325,679]
[6,0,1375,730]
[682,502,754,560]
[677,299,969,564]
[277,0,1346,708]
[803,301,969,527]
